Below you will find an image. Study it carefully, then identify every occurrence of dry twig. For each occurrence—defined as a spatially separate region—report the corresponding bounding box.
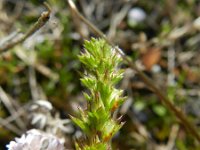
[0,2,51,53]
[0,117,22,135]
[0,87,26,130]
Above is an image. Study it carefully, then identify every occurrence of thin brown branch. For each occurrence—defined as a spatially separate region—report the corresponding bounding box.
[0,2,51,53]
[67,0,200,142]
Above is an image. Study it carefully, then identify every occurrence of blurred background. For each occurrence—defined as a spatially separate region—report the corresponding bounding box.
[0,0,200,149]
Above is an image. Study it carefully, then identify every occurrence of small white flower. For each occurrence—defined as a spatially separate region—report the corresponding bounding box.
[6,129,65,150]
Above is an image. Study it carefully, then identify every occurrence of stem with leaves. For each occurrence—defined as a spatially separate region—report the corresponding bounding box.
[67,0,200,142]
[71,38,125,150]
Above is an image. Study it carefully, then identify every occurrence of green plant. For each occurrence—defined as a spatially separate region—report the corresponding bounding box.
[71,38,126,150]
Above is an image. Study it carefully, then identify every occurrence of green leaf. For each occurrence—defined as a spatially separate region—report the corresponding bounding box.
[84,142,107,150]
[70,116,88,133]
[81,77,96,88]
[153,105,167,117]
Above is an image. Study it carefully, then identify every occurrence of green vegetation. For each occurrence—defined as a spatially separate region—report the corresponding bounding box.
[1,0,200,149]
[72,38,125,149]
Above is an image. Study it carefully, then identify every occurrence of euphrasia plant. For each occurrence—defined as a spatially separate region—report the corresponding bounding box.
[71,38,125,150]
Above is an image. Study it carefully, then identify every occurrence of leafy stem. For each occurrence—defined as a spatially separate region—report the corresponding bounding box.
[71,38,125,150]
